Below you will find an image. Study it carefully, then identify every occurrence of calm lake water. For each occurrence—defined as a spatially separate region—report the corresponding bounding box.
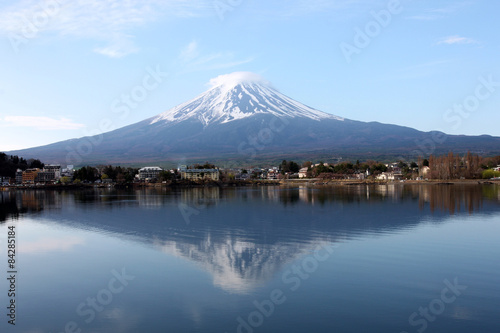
[1,184,499,333]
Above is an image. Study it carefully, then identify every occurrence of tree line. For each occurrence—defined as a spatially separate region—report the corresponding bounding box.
[0,153,44,178]
[73,165,139,183]
[424,152,500,180]
[303,160,390,178]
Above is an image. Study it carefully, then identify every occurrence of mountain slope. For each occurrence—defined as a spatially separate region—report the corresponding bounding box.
[150,72,343,126]
[7,72,500,165]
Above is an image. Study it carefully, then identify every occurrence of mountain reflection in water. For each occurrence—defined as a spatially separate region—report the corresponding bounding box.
[1,184,499,294]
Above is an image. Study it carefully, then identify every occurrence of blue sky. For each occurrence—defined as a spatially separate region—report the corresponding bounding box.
[0,0,499,152]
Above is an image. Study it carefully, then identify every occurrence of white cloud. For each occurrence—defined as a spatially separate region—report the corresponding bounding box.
[208,72,270,89]
[2,116,85,130]
[406,15,442,21]
[406,2,473,21]
[94,34,140,58]
[179,40,200,63]
[278,0,384,18]
[437,35,479,45]
[178,41,255,72]
[0,0,214,57]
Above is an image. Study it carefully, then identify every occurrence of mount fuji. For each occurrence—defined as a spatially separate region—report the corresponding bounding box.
[8,72,500,166]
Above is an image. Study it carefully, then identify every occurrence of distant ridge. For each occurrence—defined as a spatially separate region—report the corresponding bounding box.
[8,72,500,166]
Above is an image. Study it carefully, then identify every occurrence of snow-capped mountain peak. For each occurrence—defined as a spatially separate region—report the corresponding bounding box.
[150,72,343,126]
[208,72,272,92]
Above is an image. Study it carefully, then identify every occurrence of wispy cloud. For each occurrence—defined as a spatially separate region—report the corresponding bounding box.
[2,116,85,130]
[437,35,479,45]
[179,40,200,63]
[278,0,386,18]
[178,40,255,72]
[0,0,213,57]
[93,34,140,58]
[406,2,473,21]
[378,59,454,81]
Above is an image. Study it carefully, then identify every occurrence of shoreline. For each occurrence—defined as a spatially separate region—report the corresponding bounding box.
[279,179,500,186]
[1,179,499,191]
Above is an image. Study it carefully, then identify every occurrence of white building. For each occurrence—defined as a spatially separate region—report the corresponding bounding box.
[0,177,10,186]
[15,169,23,184]
[376,172,403,181]
[181,168,219,181]
[298,167,308,178]
[138,167,163,181]
[44,165,61,179]
[420,166,431,177]
[61,165,74,178]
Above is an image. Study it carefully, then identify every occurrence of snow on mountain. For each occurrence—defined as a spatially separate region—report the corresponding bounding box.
[8,71,500,165]
[151,72,344,127]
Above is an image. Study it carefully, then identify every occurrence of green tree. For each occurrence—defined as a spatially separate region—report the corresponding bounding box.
[60,176,71,184]
[482,169,500,179]
[73,166,99,182]
[28,159,44,169]
[159,171,173,181]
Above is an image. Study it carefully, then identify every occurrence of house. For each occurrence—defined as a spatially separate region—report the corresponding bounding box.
[36,171,56,183]
[353,172,365,180]
[22,169,41,184]
[44,165,61,179]
[0,177,10,186]
[15,169,23,184]
[138,167,163,181]
[235,173,250,181]
[61,165,74,178]
[376,172,392,181]
[267,171,279,180]
[180,168,219,181]
[376,172,403,181]
[420,166,431,177]
[298,167,308,178]
[494,165,500,172]
[18,165,62,184]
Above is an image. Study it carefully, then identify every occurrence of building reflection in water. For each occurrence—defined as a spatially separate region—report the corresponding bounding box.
[1,185,499,294]
[1,185,499,223]
[286,184,498,215]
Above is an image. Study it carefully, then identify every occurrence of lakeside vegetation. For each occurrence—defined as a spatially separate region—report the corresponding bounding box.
[0,153,44,178]
[1,152,500,186]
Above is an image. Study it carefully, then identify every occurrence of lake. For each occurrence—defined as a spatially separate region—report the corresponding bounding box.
[1,184,499,333]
